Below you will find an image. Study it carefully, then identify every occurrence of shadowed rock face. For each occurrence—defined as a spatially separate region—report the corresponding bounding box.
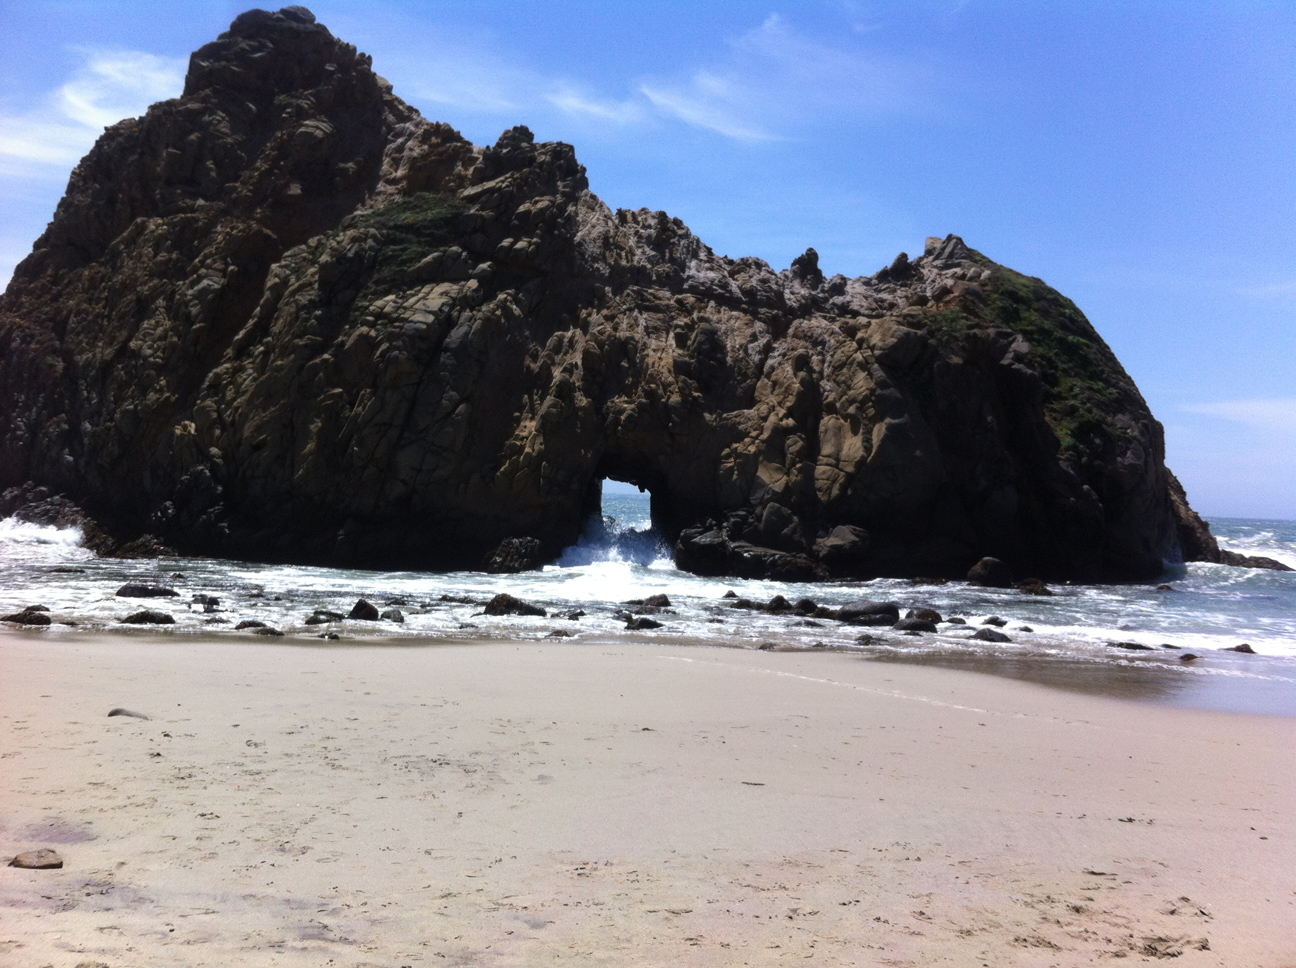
[0,7,1210,581]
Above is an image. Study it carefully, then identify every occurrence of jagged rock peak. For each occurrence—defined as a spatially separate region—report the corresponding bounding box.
[0,8,1218,582]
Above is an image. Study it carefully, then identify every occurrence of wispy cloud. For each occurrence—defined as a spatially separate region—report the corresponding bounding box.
[1182,398,1296,432]
[393,13,925,145]
[547,87,645,126]
[638,14,923,141]
[0,49,183,173]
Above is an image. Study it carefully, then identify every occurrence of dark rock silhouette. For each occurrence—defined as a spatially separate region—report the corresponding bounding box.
[0,7,1222,581]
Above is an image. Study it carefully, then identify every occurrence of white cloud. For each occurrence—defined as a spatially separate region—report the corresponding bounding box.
[636,14,922,142]
[0,49,184,174]
[1181,398,1296,432]
[547,87,645,126]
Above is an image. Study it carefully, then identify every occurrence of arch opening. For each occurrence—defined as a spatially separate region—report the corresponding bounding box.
[556,475,671,567]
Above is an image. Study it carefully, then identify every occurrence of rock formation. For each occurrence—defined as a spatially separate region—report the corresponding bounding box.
[0,7,1231,581]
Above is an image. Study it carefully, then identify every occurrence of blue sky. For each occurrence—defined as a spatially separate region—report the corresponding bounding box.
[1,2,1293,518]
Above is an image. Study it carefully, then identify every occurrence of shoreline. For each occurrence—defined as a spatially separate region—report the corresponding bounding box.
[3,632,1295,965]
[5,622,1296,717]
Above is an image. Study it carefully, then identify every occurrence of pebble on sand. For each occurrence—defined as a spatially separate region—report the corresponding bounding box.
[9,849,62,869]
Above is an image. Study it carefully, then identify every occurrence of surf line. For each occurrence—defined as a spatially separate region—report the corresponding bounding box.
[745,664,1107,730]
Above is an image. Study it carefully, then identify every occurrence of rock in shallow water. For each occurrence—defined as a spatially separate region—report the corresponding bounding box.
[483,594,546,617]
[122,610,174,625]
[348,599,380,621]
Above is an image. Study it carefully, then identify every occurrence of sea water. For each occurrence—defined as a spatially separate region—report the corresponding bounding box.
[2,496,1294,711]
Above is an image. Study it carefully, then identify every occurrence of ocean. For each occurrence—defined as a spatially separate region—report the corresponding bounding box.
[3,494,1295,713]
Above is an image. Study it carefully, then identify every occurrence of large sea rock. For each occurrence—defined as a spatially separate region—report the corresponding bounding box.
[0,6,1219,581]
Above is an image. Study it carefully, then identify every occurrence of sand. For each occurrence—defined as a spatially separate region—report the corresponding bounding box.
[2,630,1294,967]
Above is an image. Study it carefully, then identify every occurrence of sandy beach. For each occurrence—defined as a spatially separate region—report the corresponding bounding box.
[2,630,1294,967]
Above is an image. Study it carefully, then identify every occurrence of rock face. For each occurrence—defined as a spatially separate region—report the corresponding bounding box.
[0,7,1218,582]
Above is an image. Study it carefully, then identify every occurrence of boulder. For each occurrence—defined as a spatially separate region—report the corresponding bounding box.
[348,599,380,621]
[380,608,405,623]
[116,584,178,598]
[1017,578,1053,596]
[981,616,1007,627]
[837,601,901,625]
[894,617,938,633]
[305,609,345,625]
[484,537,545,574]
[122,610,174,624]
[907,608,943,623]
[967,557,1013,588]
[1224,643,1256,654]
[234,620,267,630]
[2,607,51,626]
[483,594,546,617]
[972,628,1010,643]
[625,616,663,630]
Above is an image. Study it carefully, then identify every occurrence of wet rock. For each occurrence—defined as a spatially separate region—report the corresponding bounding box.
[906,607,942,623]
[967,557,1013,588]
[722,590,738,599]
[972,627,1011,643]
[642,594,671,608]
[483,593,546,617]
[116,584,178,598]
[253,626,285,636]
[380,608,405,622]
[234,620,267,630]
[793,598,818,615]
[981,616,1007,627]
[318,631,341,640]
[625,616,663,630]
[49,566,87,574]
[484,536,545,573]
[1017,578,1053,596]
[1218,550,1294,572]
[1110,641,1154,650]
[191,593,220,612]
[2,606,51,626]
[9,849,62,869]
[558,609,585,620]
[946,616,967,625]
[1224,643,1256,654]
[107,707,150,720]
[894,617,938,633]
[305,609,345,625]
[728,598,757,610]
[438,595,477,605]
[1156,584,1174,592]
[547,629,574,637]
[348,599,380,621]
[1180,653,1199,661]
[1018,626,1034,633]
[764,595,793,613]
[122,609,174,624]
[837,600,901,625]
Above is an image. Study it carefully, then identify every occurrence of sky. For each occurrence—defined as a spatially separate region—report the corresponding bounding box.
[1,1,1293,518]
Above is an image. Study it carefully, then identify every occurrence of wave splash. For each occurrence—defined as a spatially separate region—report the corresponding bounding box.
[555,510,671,568]
[0,517,85,548]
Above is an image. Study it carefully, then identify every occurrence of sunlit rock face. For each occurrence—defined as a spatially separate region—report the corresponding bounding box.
[0,6,1207,581]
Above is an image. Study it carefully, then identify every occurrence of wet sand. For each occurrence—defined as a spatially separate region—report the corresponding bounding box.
[2,630,1294,966]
